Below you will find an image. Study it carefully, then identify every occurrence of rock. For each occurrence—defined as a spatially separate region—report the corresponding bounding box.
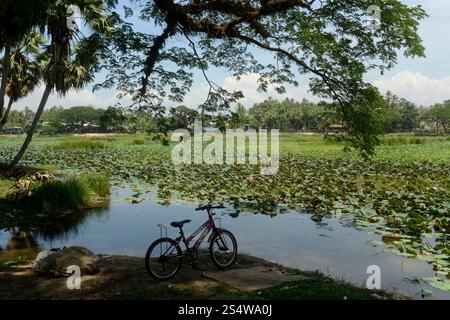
[11,172,56,190]
[34,246,99,276]
[203,266,308,292]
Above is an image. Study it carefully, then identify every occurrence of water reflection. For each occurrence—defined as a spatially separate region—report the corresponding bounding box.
[34,206,110,243]
[0,188,449,300]
[0,204,109,262]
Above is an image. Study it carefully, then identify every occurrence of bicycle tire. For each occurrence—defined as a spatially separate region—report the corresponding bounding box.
[209,229,237,269]
[145,237,183,280]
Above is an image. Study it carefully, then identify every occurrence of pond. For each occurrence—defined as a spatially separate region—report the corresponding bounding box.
[1,187,449,300]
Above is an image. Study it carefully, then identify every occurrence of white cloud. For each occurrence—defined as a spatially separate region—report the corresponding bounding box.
[12,71,450,112]
[373,71,450,106]
[12,85,122,111]
[184,73,319,109]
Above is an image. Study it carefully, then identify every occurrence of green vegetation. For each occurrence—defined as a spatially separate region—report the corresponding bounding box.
[28,175,108,212]
[1,173,110,214]
[1,0,431,161]
[381,135,426,146]
[0,256,29,271]
[131,138,146,145]
[0,133,448,291]
[50,140,106,151]
[122,270,386,300]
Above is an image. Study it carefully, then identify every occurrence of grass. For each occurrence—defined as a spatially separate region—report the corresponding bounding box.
[278,133,449,161]
[0,256,29,271]
[0,178,12,197]
[1,173,110,215]
[132,138,146,145]
[381,136,426,146]
[50,140,106,151]
[79,173,111,198]
[121,270,386,300]
[0,132,448,293]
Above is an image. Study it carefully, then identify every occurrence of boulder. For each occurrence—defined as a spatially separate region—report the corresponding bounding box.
[34,246,99,276]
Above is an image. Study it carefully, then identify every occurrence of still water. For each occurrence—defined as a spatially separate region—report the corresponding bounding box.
[1,188,449,300]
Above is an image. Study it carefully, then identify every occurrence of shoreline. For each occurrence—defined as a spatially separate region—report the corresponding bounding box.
[0,252,396,300]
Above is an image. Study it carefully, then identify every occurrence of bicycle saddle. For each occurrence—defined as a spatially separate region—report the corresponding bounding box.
[170,220,191,228]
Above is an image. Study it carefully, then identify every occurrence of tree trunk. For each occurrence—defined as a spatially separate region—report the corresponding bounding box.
[0,41,12,116]
[0,98,14,130]
[9,85,52,168]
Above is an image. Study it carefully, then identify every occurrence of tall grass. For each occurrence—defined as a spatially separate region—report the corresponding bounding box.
[88,136,117,142]
[80,173,111,198]
[132,138,146,145]
[381,136,426,146]
[50,140,106,151]
[14,174,111,214]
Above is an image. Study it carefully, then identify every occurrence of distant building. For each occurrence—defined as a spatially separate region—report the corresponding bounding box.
[3,126,24,135]
[76,123,102,134]
[327,124,347,133]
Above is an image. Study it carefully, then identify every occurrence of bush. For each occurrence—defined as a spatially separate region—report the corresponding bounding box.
[51,140,106,151]
[11,174,111,214]
[80,173,111,198]
[132,138,146,145]
[323,133,348,144]
[89,136,117,142]
[381,136,426,146]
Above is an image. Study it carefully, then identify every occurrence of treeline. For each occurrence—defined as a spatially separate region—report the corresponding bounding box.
[4,92,450,135]
[242,93,449,134]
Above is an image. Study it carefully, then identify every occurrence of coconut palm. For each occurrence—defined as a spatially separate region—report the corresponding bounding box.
[9,0,109,167]
[0,31,47,129]
[0,0,51,122]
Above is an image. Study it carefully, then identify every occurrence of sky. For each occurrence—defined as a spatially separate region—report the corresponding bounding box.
[13,0,450,111]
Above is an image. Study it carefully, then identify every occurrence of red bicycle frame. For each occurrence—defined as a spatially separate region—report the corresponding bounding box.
[175,215,217,251]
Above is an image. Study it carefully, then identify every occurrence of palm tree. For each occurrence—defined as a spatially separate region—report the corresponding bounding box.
[0,0,51,123]
[0,31,46,130]
[9,0,109,167]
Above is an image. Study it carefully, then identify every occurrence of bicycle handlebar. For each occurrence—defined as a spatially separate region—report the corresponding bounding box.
[195,204,225,211]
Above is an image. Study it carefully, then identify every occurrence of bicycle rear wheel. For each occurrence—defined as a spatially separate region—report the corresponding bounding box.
[145,238,183,280]
[209,229,237,268]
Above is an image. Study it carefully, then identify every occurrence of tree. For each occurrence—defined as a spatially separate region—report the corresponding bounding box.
[229,103,248,129]
[49,106,105,132]
[5,107,35,129]
[0,31,46,129]
[248,98,279,129]
[9,0,110,167]
[99,106,126,132]
[98,0,427,157]
[248,98,324,131]
[168,105,199,130]
[424,101,450,133]
[0,0,52,123]
[382,92,420,133]
[399,99,419,132]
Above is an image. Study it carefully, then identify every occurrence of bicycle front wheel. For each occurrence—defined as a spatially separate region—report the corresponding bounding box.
[145,238,183,280]
[209,229,237,268]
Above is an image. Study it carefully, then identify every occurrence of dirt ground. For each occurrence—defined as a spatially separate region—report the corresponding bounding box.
[0,253,280,300]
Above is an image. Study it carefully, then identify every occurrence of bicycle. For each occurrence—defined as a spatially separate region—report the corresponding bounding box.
[145,204,238,280]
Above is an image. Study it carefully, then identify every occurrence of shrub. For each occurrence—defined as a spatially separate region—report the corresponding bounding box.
[51,140,106,151]
[27,178,90,213]
[381,136,426,146]
[11,174,111,214]
[132,138,146,145]
[80,173,111,198]
[89,136,117,142]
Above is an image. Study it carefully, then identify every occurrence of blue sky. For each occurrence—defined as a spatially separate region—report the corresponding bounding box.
[15,0,450,110]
